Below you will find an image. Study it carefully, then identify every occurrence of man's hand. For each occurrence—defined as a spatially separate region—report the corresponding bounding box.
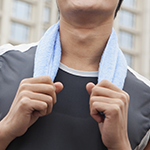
[0,76,63,150]
[86,80,131,150]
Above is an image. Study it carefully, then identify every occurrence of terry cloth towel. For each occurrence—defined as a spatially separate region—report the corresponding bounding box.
[34,22,127,90]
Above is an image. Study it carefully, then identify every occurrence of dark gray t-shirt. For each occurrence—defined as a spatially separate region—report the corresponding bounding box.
[7,63,107,150]
[0,47,149,150]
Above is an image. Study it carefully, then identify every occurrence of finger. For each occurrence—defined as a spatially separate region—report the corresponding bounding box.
[91,86,126,99]
[31,97,53,115]
[90,102,108,123]
[19,83,55,96]
[86,82,95,95]
[54,82,64,94]
[90,96,126,114]
[19,91,55,114]
[91,113,104,123]
[19,98,48,117]
[21,76,53,85]
[90,96,124,106]
[30,101,48,117]
[19,83,56,104]
[98,79,122,93]
[91,102,121,120]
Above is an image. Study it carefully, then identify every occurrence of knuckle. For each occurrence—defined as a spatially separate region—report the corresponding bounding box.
[90,102,98,116]
[91,86,95,93]
[120,92,130,104]
[92,101,98,109]
[41,109,47,116]
[99,79,109,86]
[46,97,54,114]
[92,86,99,95]
[125,93,130,103]
[42,102,48,110]
[50,84,55,91]
[42,75,52,83]
[20,78,28,85]
[20,98,30,108]
[119,93,126,101]
[19,83,30,92]
[90,96,95,104]
[48,96,53,104]
[39,103,48,116]
[46,85,55,93]
[19,90,28,99]
[112,105,120,115]
[118,99,124,109]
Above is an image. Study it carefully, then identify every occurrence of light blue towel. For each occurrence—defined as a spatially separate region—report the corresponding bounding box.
[34,22,127,89]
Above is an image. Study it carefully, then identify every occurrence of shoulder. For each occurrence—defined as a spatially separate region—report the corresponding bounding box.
[0,42,38,56]
[124,67,150,150]
[0,42,38,72]
[125,66,150,88]
[0,42,38,76]
[124,66,150,101]
[0,43,39,119]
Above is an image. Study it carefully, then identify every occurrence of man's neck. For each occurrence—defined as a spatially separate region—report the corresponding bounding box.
[59,17,113,72]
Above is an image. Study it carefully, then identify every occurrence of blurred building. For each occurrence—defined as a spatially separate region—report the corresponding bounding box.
[0,0,150,79]
[114,0,150,79]
[0,0,58,45]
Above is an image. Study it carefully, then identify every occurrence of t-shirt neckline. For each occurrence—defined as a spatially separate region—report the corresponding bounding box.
[59,63,98,77]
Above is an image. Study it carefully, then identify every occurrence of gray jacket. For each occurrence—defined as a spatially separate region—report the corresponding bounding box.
[0,43,150,150]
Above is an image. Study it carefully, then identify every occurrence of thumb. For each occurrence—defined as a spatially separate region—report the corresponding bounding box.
[54,82,64,94]
[86,82,95,95]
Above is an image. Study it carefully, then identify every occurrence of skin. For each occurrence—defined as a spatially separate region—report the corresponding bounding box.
[0,76,63,150]
[0,0,149,149]
[57,0,131,149]
[58,0,119,72]
[86,81,130,150]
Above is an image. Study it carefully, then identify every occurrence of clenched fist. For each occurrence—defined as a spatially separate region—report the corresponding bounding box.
[86,80,131,150]
[0,76,63,150]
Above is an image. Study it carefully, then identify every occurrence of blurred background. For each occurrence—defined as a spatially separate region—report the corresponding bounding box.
[0,0,150,79]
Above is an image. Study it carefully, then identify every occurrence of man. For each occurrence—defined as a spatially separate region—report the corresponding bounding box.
[0,0,150,149]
